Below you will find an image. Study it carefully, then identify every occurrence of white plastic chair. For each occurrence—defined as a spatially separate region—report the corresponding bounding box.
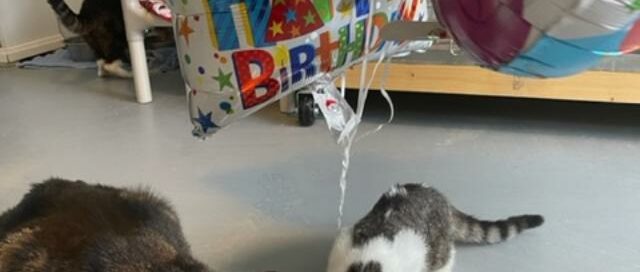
[121,0,171,104]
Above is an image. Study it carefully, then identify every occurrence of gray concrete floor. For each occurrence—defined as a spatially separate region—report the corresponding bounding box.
[1,67,640,271]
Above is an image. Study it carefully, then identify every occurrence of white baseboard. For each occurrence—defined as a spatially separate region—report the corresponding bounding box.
[0,34,65,63]
[0,50,7,64]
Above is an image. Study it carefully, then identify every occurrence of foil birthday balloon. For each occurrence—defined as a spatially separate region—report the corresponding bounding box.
[166,0,429,137]
[433,0,640,78]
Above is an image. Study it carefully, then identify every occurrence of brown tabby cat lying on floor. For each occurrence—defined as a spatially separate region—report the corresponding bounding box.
[0,178,211,271]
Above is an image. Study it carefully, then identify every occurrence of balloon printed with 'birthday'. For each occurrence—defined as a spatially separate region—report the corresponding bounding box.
[166,0,429,137]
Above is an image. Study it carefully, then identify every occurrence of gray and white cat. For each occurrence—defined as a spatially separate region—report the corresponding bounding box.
[327,184,544,272]
[0,178,211,271]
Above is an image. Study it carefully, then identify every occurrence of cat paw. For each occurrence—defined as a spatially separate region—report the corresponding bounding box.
[103,60,133,79]
[96,59,106,77]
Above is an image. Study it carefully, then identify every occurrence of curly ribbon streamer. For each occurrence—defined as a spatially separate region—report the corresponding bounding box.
[312,2,438,229]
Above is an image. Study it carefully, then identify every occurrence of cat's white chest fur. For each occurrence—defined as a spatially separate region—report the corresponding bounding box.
[327,228,429,272]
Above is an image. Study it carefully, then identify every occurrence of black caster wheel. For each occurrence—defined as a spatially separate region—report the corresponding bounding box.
[297,93,316,127]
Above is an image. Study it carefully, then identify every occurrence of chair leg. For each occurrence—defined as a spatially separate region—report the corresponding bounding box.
[279,93,296,114]
[128,37,153,104]
[122,0,153,104]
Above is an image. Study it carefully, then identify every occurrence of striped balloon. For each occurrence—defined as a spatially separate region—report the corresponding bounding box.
[433,0,640,78]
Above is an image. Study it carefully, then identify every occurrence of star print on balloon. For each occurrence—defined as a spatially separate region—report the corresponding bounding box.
[179,17,195,46]
[286,9,297,23]
[290,25,301,36]
[212,68,235,91]
[269,21,284,37]
[266,0,324,42]
[193,108,218,134]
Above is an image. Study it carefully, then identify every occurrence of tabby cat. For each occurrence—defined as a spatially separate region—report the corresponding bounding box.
[47,0,132,78]
[0,178,211,271]
[327,184,544,272]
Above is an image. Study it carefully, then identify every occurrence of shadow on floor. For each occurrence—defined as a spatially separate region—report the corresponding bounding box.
[350,91,640,140]
[222,233,335,272]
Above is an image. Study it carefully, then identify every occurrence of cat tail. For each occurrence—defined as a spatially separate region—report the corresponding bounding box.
[452,209,544,244]
[46,0,84,33]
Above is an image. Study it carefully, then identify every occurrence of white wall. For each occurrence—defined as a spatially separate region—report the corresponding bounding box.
[0,0,83,62]
[0,0,61,47]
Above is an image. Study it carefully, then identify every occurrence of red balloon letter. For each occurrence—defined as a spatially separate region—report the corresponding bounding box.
[232,50,281,110]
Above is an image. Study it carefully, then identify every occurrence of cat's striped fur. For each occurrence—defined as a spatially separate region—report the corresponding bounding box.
[328,184,544,272]
[0,179,211,271]
[452,208,543,244]
[48,0,83,33]
[46,0,132,78]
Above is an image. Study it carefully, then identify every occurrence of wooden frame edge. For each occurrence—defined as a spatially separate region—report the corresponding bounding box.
[343,63,640,104]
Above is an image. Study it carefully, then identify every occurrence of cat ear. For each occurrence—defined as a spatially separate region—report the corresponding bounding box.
[347,262,363,272]
[363,261,382,272]
[347,261,382,272]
